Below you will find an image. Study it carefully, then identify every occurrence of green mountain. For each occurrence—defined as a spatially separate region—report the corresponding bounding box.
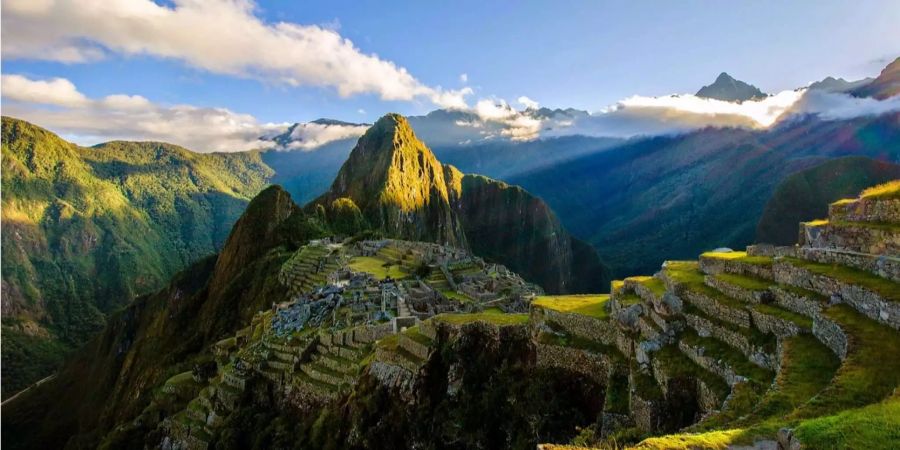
[510,113,900,278]
[1,117,273,397]
[315,114,609,293]
[756,156,900,245]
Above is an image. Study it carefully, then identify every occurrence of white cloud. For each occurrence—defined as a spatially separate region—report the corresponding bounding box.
[2,74,286,152]
[1,74,89,107]
[517,96,539,110]
[785,89,900,120]
[285,122,369,151]
[357,108,366,115]
[1,0,470,108]
[459,73,468,83]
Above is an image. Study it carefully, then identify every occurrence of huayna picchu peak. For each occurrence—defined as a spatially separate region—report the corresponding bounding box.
[695,72,767,102]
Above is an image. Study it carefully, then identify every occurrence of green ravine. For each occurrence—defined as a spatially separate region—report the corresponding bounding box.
[1,117,273,396]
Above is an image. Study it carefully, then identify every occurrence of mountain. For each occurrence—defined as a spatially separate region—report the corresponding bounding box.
[0,117,273,396]
[2,185,329,450]
[315,114,468,247]
[315,113,608,293]
[510,113,900,278]
[5,177,899,450]
[756,156,900,245]
[695,72,767,102]
[807,75,873,93]
[852,56,900,99]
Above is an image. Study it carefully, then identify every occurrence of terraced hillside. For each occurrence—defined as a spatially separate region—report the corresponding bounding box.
[533,182,900,449]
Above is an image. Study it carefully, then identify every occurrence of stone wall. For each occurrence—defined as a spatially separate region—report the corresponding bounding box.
[683,290,751,328]
[829,197,900,224]
[699,256,774,280]
[535,343,611,384]
[800,222,899,256]
[530,306,617,345]
[704,275,770,304]
[812,315,849,360]
[749,309,804,338]
[798,248,900,283]
[773,260,900,330]
[399,334,431,360]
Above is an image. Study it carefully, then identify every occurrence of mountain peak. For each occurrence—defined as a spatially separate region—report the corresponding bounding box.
[696,72,767,102]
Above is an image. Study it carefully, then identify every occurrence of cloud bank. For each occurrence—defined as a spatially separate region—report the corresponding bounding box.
[2,74,290,152]
[282,122,370,151]
[1,0,470,108]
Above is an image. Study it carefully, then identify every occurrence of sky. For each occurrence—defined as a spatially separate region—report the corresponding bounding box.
[2,0,899,151]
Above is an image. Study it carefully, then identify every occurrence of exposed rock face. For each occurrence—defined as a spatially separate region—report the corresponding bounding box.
[316,113,609,293]
[851,56,900,99]
[696,72,767,102]
[316,113,467,247]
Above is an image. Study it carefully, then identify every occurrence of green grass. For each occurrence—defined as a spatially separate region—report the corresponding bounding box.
[348,256,408,280]
[626,276,667,297]
[604,371,630,414]
[532,294,610,319]
[860,180,900,199]
[680,330,775,385]
[788,304,900,420]
[441,289,473,303]
[664,262,746,310]
[433,310,529,326]
[793,395,900,449]
[713,273,772,291]
[783,257,900,303]
[701,251,773,267]
[753,303,814,329]
[537,329,621,357]
[403,326,433,345]
[633,429,744,449]
[654,345,730,400]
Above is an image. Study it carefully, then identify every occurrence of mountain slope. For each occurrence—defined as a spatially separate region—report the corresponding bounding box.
[852,57,900,99]
[696,72,767,102]
[1,117,273,396]
[315,113,608,293]
[511,113,900,277]
[756,156,900,245]
[316,114,467,247]
[1,186,327,450]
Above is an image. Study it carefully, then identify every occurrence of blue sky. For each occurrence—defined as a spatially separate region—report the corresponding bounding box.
[2,0,898,150]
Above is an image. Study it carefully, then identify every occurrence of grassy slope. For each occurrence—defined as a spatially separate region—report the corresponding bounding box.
[756,156,900,245]
[1,117,273,396]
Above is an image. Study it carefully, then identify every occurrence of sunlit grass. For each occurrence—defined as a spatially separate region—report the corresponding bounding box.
[348,256,407,280]
[860,180,900,199]
[532,294,610,319]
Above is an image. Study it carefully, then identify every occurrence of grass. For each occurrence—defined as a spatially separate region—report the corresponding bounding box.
[654,345,730,400]
[712,273,772,291]
[632,429,744,449]
[348,256,408,280]
[537,329,621,357]
[441,289,473,303]
[403,326,433,345]
[793,395,900,449]
[532,294,610,319]
[664,262,746,310]
[604,371,630,414]
[680,330,775,384]
[753,303,814,329]
[860,180,900,199]
[803,219,829,227]
[617,292,644,307]
[788,304,900,420]
[433,310,529,326]
[701,251,773,267]
[783,257,900,303]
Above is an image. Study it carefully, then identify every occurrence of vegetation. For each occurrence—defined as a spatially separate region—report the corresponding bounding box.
[433,310,529,326]
[700,251,773,266]
[860,179,900,199]
[348,256,408,280]
[783,257,900,303]
[756,156,900,245]
[532,294,610,319]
